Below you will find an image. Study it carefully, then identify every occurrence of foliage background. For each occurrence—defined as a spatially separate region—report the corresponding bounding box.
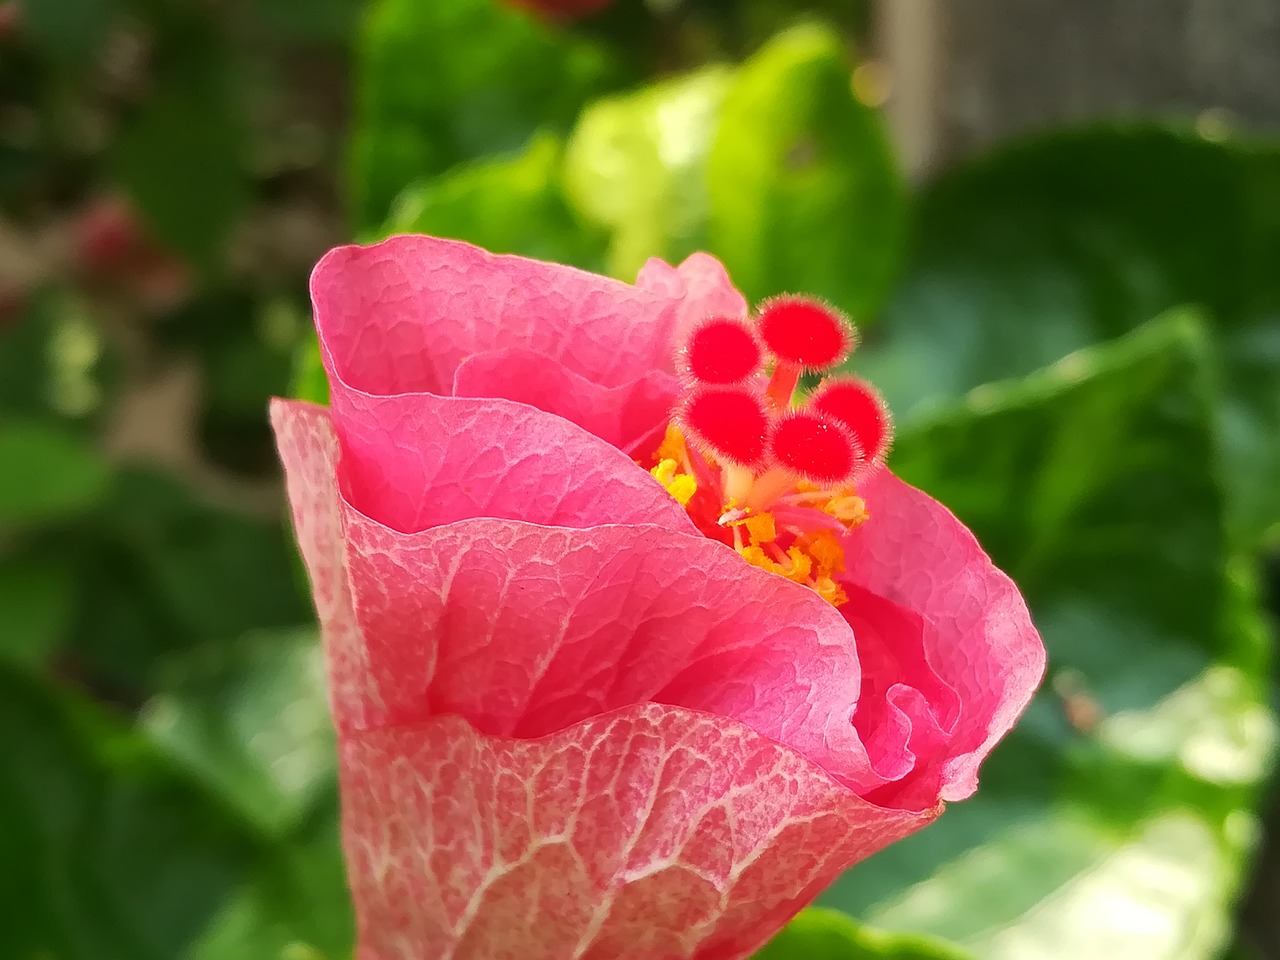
[1,1,1277,958]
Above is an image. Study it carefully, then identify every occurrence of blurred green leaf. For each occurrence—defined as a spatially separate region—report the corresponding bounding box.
[755,909,975,959]
[21,0,117,66]
[65,467,310,692]
[564,67,729,278]
[141,628,334,838]
[352,0,620,229]
[0,551,75,667]
[250,0,360,44]
[111,33,246,272]
[0,418,112,527]
[707,23,905,317]
[291,336,330,407]
[822,313,1275,959]
[856,127,1280,546]
[385,131,606,269]
[0,664,257,960]
[188,806,352,960]
[563,24,905,318]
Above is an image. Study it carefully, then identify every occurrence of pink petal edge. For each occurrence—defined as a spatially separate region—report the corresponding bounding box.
[320,389,693,535]
[848,467,1047,803]
[311,235,689,397]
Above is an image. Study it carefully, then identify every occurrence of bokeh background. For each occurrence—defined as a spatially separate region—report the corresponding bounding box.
[2,1,1278,958]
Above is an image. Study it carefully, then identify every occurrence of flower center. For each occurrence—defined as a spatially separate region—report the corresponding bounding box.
[649,296,892,607]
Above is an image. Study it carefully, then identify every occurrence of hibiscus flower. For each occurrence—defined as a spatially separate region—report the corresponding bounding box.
[271,235,1045,960]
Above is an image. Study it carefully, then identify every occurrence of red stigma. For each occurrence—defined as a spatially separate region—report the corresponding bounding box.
[757,296,855,371]
[680,387,771,469]
[809,377,892,463]
[682,317,763,385]
[769,411,863,484]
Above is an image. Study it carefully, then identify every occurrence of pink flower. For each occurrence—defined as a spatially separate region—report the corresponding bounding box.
[271,235,1045,959]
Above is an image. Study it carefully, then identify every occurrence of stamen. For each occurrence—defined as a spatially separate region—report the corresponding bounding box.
[769,411,864,486]
[764,362,802,412]
[679,386,770,469]
[681,317,763,385]
[757,296,856,372]
[808,376,892,464]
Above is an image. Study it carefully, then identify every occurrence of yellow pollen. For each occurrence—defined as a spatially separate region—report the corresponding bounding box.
[736,525,851,608]
[800,530,846,577]
[823,492,869,526]
[744,512,777,544]
[655,423,688,464]
[724,509,778,545]
[651,458,697,506]
[816,577,849,607]
[782,546,813,582]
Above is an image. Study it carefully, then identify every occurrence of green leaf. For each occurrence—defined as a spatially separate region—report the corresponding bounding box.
[64,467,310,692]
[187,806,352,960]
[856,127,1280,546]
[754,908,974,959]
[351,0,620,229]
[384,131,605,269]
[110,31,246,271]
[564,67,730,279]
[141,629,335,838]
[562,24,906,319]
[290,335,329,407]
[822,312,1276,960]
[21,0,117,66]
[0,664,258,960]
[707,23,906,318]
[0,418,112,527]
[0,551,75,667]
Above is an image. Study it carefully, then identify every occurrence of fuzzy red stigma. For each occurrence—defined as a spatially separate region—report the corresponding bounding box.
[809,376,893,463]
[769,411,863,484]
[757,296,855,371]
[680,387,771,468]
[682,317,763,385]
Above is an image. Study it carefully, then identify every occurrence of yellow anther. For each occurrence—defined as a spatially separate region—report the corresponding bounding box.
[783,546,813,582]
[655,423,688,464]
[651,458,697,507]
[738,544,783,575]
[802,530,846,577]
[743,512,777,544]
[823,493,869,526]
[816,577,849,607]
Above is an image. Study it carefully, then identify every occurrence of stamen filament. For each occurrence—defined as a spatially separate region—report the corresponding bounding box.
[724,464,755,503]
[745,466,798,511]
[764,362,801,411]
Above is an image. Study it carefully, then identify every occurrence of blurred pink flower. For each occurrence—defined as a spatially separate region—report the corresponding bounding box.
[271,235,1045,960]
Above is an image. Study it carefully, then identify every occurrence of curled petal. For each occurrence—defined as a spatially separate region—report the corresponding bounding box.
[452,347,680,455]
[325,389,692,535]
[843,467,1047,803]
[637,252,749,345]
[312,235,687,395]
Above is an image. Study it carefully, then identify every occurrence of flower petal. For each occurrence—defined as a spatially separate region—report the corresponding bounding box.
[844,468,1046,802]
[637,252,749,343]
[269,399,380,732]
[327,389,694,535]
[341,510,886,792]
[452,347,680,455]
[341,705,935,960]
[840,583,960,791]
[311,235,689,395]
